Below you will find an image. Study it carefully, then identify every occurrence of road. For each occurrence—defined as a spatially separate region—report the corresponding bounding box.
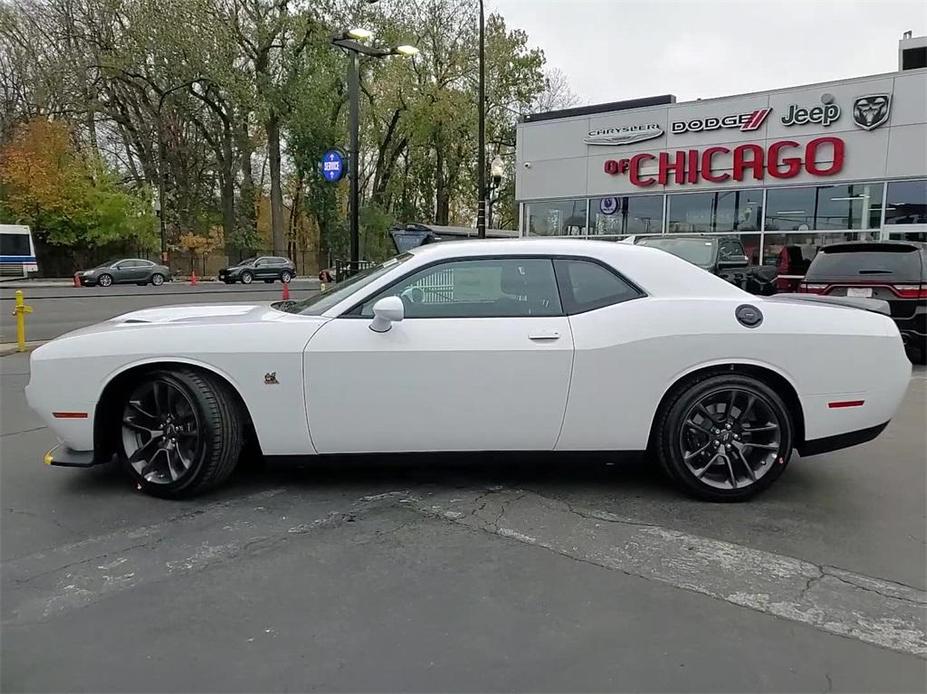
[0,280,320,342]
[1,347,925,692]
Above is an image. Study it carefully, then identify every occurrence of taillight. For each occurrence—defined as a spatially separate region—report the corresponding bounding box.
[891,284,927,299]
[800,283,828,294]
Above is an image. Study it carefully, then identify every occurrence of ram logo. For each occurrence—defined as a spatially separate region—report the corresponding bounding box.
[852,94,891,131]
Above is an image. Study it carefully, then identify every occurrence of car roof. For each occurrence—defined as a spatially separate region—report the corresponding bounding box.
[404,238,747,299]
[819,240,927,253]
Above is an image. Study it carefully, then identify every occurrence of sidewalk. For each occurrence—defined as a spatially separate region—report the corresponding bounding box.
[0,340,44,356]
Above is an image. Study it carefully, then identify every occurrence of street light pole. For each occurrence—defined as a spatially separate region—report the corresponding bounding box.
[348,50,360,274]
[477,0,486,238]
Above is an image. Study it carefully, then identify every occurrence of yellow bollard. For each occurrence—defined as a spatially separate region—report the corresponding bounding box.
[11,290,33,352]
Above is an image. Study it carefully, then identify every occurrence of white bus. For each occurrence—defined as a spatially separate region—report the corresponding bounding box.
[0,225,38,278]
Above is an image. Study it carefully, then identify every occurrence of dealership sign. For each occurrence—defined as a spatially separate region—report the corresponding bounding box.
[781,102,841,127]
[585,123,663,146]
[852,94,891,130]
[603,137,845,187]
[671,107,772,134]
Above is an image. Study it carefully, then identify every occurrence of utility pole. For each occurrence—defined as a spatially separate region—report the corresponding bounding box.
[476,0,486,238]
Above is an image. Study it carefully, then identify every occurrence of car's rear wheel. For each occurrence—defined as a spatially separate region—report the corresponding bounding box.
[240,271,253,285]
[151,273,165,286]
[98,273,113,287]
[280,270,292,283]
[654,374,792,501]
[118,369,243,498]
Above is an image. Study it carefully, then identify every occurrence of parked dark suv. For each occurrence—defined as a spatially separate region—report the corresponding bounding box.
[800,241,927,361]
[218,256,296,284]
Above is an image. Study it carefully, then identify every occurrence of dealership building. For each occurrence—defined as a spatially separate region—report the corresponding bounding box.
[515,35,927,275]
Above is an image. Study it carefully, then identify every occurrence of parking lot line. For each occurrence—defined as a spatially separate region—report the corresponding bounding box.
[413,487,927,658]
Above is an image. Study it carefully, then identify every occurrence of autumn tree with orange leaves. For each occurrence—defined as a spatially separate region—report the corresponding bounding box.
[0,119,156,249]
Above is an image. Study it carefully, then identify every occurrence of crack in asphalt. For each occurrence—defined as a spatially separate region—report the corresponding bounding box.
[0,425,48,438]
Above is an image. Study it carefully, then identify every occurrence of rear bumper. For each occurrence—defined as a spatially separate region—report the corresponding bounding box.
[43,443,105,468]
[798,421,889,457]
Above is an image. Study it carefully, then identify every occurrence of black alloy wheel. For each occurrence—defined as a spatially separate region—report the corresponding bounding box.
[119,369,243,498]
[655,374,792,501]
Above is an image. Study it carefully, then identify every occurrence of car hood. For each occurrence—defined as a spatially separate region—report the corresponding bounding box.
[62,303,299,337]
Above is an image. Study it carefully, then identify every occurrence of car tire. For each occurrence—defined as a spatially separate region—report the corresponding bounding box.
[280,271,292,283]
[240,271,253,285]
[117,368,244,499]
[151,273,165,286]
[98,273,113,287]
[654,373,793,502]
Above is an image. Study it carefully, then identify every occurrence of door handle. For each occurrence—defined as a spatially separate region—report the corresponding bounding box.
[529,331,561,341]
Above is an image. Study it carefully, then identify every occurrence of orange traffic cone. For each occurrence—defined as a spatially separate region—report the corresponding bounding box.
[189,269,198,286]
[281,281,290,300]
[73,272,81,287]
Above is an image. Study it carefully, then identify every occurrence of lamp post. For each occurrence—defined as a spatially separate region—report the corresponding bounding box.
[477,0,486,238]
[486,154,504,230]
[331,29,417,274]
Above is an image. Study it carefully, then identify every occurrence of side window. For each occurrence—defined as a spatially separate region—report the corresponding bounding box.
[554,259,643,314]
[254,258,268,267]
[719,240,743,260]
[117,260,136,269]
[358,258,562,318]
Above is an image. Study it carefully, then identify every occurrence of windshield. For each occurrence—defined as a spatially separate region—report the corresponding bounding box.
[637,238,716,268]
[233,257,256,267]
[275,253,413,315]
[95,259,119,268]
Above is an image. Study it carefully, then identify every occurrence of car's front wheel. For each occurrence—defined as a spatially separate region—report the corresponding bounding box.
[150,273,165,286]
[654,374,793,501]
[240,271,253,285]
[280,270,292,283]
[98,273,113,287]
[118,369,243,498]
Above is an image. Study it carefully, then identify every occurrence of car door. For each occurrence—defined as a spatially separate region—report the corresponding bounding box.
[304,256,574,454]
[112,260,138,282]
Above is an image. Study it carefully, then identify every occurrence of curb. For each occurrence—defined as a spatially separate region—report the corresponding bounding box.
[0,341,45,357]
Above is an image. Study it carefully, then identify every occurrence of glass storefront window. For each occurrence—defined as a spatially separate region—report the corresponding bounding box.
[667,190,763,233]
[526,199,588,236]
[765,183,883,231]
[884,179,927,225]
[591,195,663,235]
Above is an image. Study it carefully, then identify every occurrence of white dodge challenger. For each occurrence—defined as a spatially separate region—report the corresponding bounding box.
[26,239,911,501]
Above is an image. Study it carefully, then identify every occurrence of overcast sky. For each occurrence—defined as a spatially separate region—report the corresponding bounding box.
[490,0,926,106]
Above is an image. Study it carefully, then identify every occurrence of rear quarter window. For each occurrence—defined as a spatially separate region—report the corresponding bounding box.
[554,259,643,314]
[806,246,924,282]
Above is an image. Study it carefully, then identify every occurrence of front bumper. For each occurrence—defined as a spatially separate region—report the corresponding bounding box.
[43,443,105,468]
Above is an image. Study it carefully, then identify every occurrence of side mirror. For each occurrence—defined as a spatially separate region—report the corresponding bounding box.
[718,255,749,268]
[369,296,404,333]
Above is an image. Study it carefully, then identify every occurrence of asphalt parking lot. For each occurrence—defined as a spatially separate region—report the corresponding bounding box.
[1,342,925,692]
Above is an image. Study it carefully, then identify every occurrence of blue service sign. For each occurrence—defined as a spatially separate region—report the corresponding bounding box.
[599,196,619,215]
[321,149,345,182]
